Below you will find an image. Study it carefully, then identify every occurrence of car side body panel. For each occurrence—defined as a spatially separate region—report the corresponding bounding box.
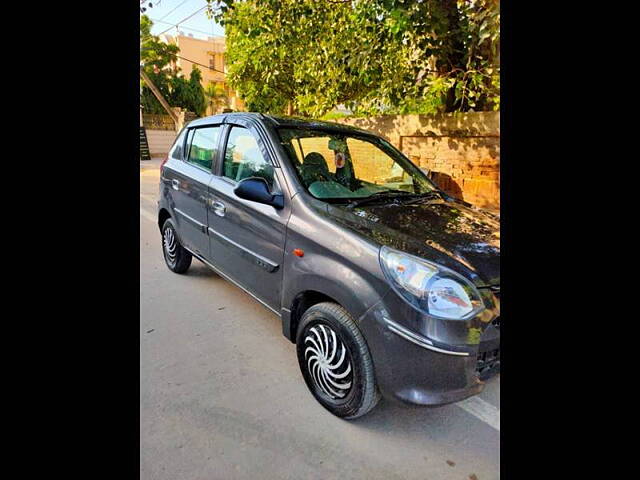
[163,161,211,258]
[207,174,290,311]
[280,192,391,339]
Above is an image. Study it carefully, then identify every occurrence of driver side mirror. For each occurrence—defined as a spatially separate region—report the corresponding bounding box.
[234,177,284,209]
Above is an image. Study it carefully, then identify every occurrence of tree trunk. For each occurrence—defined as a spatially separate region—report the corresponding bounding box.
[139,67,180,127]
[286,101,294,116]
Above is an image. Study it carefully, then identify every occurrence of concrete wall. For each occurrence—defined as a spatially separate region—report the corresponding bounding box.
[335,112,500,209]
[146,129,176,158]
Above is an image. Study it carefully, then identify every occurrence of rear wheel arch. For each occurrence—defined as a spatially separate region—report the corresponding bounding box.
[158,208,171,233]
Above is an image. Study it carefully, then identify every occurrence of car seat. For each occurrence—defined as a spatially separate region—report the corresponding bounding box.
[301,152,331,185]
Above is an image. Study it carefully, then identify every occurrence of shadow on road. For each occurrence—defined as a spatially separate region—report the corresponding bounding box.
[181,258,499,443]
[186,262,220,279]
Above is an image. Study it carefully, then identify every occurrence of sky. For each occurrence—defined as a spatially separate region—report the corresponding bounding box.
[141,0,225,39]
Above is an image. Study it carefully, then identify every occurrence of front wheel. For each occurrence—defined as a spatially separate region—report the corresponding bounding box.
[296,302,380,419]
[161,218,192,274]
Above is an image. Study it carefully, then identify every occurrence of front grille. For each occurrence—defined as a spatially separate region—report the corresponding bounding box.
[476,347,500,379]
[490,285,500,329]
[477,285,500,379]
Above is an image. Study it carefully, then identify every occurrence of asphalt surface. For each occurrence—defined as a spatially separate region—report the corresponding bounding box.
[140,159,500,480]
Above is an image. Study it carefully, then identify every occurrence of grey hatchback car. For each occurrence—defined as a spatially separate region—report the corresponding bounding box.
[157,113,500,419]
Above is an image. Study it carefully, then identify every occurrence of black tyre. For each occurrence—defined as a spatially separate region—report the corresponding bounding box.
[161,218,192,274]
[296,302,380,419]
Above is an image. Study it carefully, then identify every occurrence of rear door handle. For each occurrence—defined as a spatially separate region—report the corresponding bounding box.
[171,179,180,191]
[212,200,226,217]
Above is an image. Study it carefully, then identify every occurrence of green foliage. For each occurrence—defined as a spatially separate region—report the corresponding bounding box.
[140,16,179,76]
[204,82,229,114]
[140,15,179,114]
[317,111,353,122]
[188,67,207,116]
[140,73,172,115]
[220,1,292,113]
[140,15,208,116]
[207,0,499,116]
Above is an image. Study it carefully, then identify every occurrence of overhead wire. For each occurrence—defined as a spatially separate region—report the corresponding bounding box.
[158,0,194,21]
[157,5,208,35]
[150,18,222,38]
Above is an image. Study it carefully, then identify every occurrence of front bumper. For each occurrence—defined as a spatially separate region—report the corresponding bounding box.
[359,289,499,407]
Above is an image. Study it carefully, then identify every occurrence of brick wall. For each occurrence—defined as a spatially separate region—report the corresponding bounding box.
[335,112,500,210]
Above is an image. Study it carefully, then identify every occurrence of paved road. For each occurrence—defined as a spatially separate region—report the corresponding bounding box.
[140,159,500,480]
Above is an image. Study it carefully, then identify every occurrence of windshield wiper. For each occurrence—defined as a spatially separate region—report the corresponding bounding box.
[345,190,445,209]
[400,190,445,204]
[345,190,417,208]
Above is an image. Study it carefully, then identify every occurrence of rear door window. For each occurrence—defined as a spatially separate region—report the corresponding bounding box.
[168,128,187,160]
[186,126,222,171]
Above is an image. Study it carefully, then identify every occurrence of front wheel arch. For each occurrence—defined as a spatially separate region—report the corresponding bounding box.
[288,290,339,342]
[282,273,390,343]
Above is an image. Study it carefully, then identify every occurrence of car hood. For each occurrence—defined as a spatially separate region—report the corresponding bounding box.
[328,197,500,286]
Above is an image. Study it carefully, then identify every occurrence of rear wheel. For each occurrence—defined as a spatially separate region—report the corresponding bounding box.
[296,302,380,419]
[161,218,192,274]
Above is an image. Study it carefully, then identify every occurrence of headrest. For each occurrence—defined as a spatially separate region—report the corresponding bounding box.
[303,152,329,172]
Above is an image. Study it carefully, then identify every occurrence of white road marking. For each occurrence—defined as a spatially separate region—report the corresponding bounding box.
[140,207,156,223]
[457,396,500,431]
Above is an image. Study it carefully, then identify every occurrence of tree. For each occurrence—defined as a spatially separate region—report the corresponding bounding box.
[206,0,499,116]
[140,15,209,116]
[166,67,207,116]
[140,15,180,115]
[220,1,295,113]
[217,0,384,116]
[204,82,229,114]
[373,0,500,113]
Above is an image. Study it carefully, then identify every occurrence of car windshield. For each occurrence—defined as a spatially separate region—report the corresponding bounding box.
[277,127,437,202]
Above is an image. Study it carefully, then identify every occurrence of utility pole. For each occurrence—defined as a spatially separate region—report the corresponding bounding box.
[139,66,180,128]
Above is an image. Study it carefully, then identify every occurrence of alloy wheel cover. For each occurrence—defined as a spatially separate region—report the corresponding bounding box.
[163,226,177,264]
[304,324,353,399]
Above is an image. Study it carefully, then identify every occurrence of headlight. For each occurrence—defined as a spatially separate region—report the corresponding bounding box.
[379,246,484,320]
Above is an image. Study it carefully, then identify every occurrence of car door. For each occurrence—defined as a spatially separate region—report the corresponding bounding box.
[165,125,222,259]
[207,122,289,312]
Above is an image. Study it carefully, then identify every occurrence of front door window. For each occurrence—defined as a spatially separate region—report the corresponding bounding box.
[222,126,276,189]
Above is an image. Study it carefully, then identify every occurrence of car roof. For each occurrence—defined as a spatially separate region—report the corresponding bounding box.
[186,112,373,136]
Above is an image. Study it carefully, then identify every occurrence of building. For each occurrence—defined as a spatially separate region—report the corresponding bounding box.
[160,33,245,115]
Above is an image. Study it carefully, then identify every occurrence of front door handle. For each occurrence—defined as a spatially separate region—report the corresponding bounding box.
[212,200,226,217]
[171,179,180,191]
